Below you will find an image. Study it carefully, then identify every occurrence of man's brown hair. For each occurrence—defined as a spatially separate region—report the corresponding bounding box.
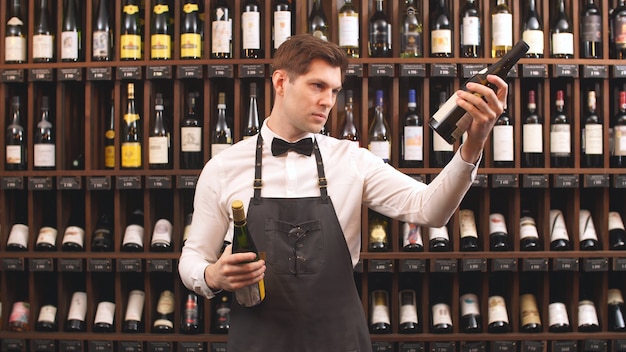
[273,34,348,82]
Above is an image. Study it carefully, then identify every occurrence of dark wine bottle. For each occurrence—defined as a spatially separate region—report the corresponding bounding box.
[211,292,229,334]
[211,0,232,58]
[368,0,391,58]
[459,273,482,333]
[150,0,172,60]
[581,0,602,58]
[150,218,172,252]
[577,284,600,332]
[551,0,574,58]
[429,225,451,252]
[35,191,57,251]
[400,0,422,58]
[487,274,511,333]
[65,291,87,332]
[430,0,452,57]
[61,0,81,62]
[430,40,529,145]
[33,0,54,63]
[6,96,26,171]
[368,90,391,163]
[548,274,571,332]
[272,0,292,53]
[93,0,112,61]
[522,89,544,167]
[399,289,420,333]
[521,0,544,58]
[152,290,175,333]
[612,0,626,59]
[460,0,481,58]
[550,90,572,168]
[181,92,203,169]
[120,0,142,60]
[431,91,454,167]
[579,209,600,250]
[121,209,144,252]
[489,213,511,251]
[121,83,142,169]
[308,0,329,41]
[8,276,30,331]
[549,209,571,251]
[182,290,204,334]
[340,90,358,144]
[519,211,542,251]
[181,0,203,59]
[241,0,263,59]
[369,290,392,334]
[33,96,55,170]
[105,96,115,168]
[459,209,479,252]
[402,223,423,252]
[91,209,114,252]
[244,83,260,139]
[492,105,514,168]
[122,289,145,332]
[35,274,58,331]
[6,196,28,251]
[211,92,232,157]
[402,89,423,168]
[369,212,389,252]
[613,91,626,167]
[61,193,86,252]
[148,93,171,169]
[430,277,453,333]
[582,90,603,168]
[5,0,26,63]
[608,287,626,331]
[609,211,626,250]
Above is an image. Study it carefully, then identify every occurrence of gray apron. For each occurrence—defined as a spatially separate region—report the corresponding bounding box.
[226,135,372,352]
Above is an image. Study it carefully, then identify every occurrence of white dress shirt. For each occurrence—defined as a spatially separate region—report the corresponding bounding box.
[179,121,479,298]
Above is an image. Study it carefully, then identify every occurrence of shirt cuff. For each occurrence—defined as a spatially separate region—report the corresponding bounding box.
[192,263,222,299]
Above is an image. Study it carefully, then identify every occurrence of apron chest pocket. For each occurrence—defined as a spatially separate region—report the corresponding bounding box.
[265,219,325,275]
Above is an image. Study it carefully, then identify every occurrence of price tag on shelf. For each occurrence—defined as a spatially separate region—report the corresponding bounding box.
[1,176,24,190]
[29,68,54,81]
[399,63,426,77]
[522,258,548,272]
[584,174,609,188]
[400,259,425,272]
[552,64,579,78]
[148,341,173,352]
[59,258,83,272]
[368,259,393,272]
[177,175,199,189]
[521,341,544,352]
[211,343,228,352]
[432,258,458,272]
[614,65,626,78]
[345,63,363,77]
[552,257,579,271]
[613,339,626,352]
[117,66,142,80]
[58,67,83,81]
[208,64,234,78]
[59,340,83,352]
[431,342,455,352]
[116,175,142,189]
[584,339,607,352]
[118,341,143,352]
[177,65,203,79]
[2,258,24,271]
[146,175,172,189]
[30,258,53,272]
[461,64,487,78]
[179,342,204,352]
[369,63,394,77]
[400,342,425,352]
[614,175,626,188]
[147,65,172,79]
[431,63,457,77]
[583,65,608,79]
[88,258,113,272]
[239,64,265,78]
[88,176,111,191]
[32,339,55,352]
[372,342,393,352]
[583,257,608,272]
[613,258,626,271]
[553,174,579,188]
[89,341,113,352]
[117,258,142,272]
[462,342,485,352]
[491,342,516,352]
[88,67,112,81]
[462,258,486,272]
[57,176,82,190]
[521,64,548,78]
[522,174,548,188]
[147,259,173,272]
[1,68,24,82]
[2,339,26,352]
[491,258,517,272]
[28,176,53,191]
[492,174,518,188]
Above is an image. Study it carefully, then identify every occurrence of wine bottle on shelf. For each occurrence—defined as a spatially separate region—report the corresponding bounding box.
[93,0,112,61]
[551,0,574,58]
[430,0,452,58]
[582,90,603,168]
[150,0,172,60]
[460,0,480,58]
[93,300,115,333]
[33,0,53,63]
[120,0,142,60]
[519,274,542,332]
[150,218,172,252]
[609,211,626,250]
[430,40,529,145]
[491,0,512,58]
[35,192,57,251]
[612,0,626,59]
[402,223,423,252]
[368,90,391,163]
[61,0,81,62]
[6,96,26,171]
[148,93,171,170]
[212,92,232,157]
[368,0,391,58]
[8,295,30,332]
[487,274,511,333]
[121,209,144,252]
[181,92,202,169]
[182,290,204,334]
[65,291,87,332]
[181,0,203,59]
[91,208,114,252]
[35,274,57,332]
[579,209,600,250]
[211,0,232,59]
[121,83,142,169]
[122,289,145,333]
[400,0,422,58]
[308,0,328,41]
[431,91,454,167]
[548,274,571,332]
[340,90,358,144]
[492,104,513,167]
[522,89,544,167]
[33,96,55,170]
[399,289,420,333]
[368,213,389,252]
[36,304,57,331]
[105,96,115,169]
[578,284,600,332]
[211,291,229,334]
[402,89,423,168]
[521,0,543,58]
[550,90,572,168]
[429,225,450,252]
[152,290,175,333]
[338,0,359,58]
[244,83,260,139]
[272,0,292,52]
[581,0,602,58]
[6,197,28,251]
[519,211,542,251]
[430,277,453,333]
[459,209,479,252]
[459,274,481,333]
[489,213,510,251]
[370,290,391,334]
[550,209,571,251]
[613,91,626,167]
[608,287,626,331]
[231,200,265,307]
[61,193,86,252]
[241,0,263,59]
[5,0,26,64]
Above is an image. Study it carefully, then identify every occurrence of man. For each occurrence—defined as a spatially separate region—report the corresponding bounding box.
[179,33,507,351]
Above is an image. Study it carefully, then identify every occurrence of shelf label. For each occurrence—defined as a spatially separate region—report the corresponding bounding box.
[492,174,518,188]
[58,67,82,81]
[462,258,487,272]
[28,176,53,191]
[88,258,113,272]
[116,175,142,189]
[461,64,487,78]
[372,342,394,352]
[211,343,228,352]
[584,340,607,352]
[613,258,626,271]
[552,257,579,271]
[148,342,172,352]
[239,64,265,78]
[32,339,55,352]
[491,258,517,271]
[491,341,516,352]
[521,64,548,78]
[2,258,24,271]
[553,174,579,188]
[208,64,234,78]
[584,65,608,79]
[89,341,113,352]
[431,63,457,77]
[369,63,394,77]
[119,342,143,352]
[117,258,142,272]
[553,64,579,78]
[30,258,53,272]
[431,342,455,352]
[432,258,458,272]
[614,175,626,188]
[146,175,172,189]
[614,65,626,78]
[345,63,363,77]
[59,258,83,272]
[57,176,82,190]
[521,341,544,352]
[368,259,393,272]
[117,66,142,80]
[522,258,548,272]
[59,340,83,352]
[1,68,24,82]
[400,342,425,352]
[472,174,488,188]
[178,342,204,352]
[2,339,25,352]
[584,174,609,188]
[400,63,426,77]
[400,259,425,272]
[29,68,54,81]
[147,259,173,272]
[177,175,199,189]
[613,339,626,352]
[177,65,203,79]
[147,65,172,79]
[583,257,608,272]
[88,67,112,81]
[462,342,485,352]
[1,176,24,190]
[522,174,548,188]
[88,176,111,191]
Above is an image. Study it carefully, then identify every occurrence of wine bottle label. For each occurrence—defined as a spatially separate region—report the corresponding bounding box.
[62,226,85,247]
[459,210,478,239]
[551,33,574,56]
[9,302,29,325]
[92,31,111,58]
[181,127,202,152]
[151,219,172,245]
[123,224,144,246]
[431,29,452,54]
[6,145,23,164]
[550,126,571,154]
[274,11,292,49]
[242,12,261,50]
[617,17,626,46]
[181,33,202,58]
[370,291,390,325]
[519,216,539,240]
[61,31,79,60]
[94,301,115,325]
[5,36,26,62]
[211,143,231,157]
[120,34,142,59]
[156,290,175,315]
[492,13,512,47]
[432,303,453,325]
[460,293,480,316]
[36,226,58,246]
[549,210,569,241]
[609,289,625,305]
[68,292,87,321]
[609,212,626,231]
[522,124,543,153]
[584,125,603,155]
[548,302,570,326]
[577,300,599,326]
[462,17,480,46]
[124,5,139,14]
[153,5,169,14]
[125,290,145,321]
[489,213,508,235]
[433,132,454,152]
[403,126,423,161]
[487,295,509,324]
[520,294,541,325]
[104,144,115,168]
[429,226,449,241]
[493,125,514,161]
[579,210,599,241]
[399,291,418,325]
[32,34,54,59]
[369,224,387,243]
[402,223,423,247]
[338,13,359,47]
[7,224,29,247]
[615,126,626,156]
[522,29,544,55]
[212,19,232,54]
[185,295,200,324]
[368,141,391,162]
[121,142,142,168]
[234,279,265,307]
[37,304,57,323]
[148,136,169,165]
[582,15,602,42]
[34,144,56,167]
[151,34,171,59]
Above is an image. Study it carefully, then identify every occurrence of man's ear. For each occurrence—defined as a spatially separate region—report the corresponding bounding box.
[272,69,288,97]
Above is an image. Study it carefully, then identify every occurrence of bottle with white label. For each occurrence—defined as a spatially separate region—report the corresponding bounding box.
[152,290,175,333]
[35,191,57,251]
[491,0,513,57]
[548,273,571,332]
[487,273,511,333]
[148,93,171,170]
[459,273,482,333]
[579,209,600,250]
[609,211,626,250]
[492,105,514,167]
[33,0,54,62]
[519,273,542,332]
[430,277,453,333]
[549,209,571,251]
[402,89,423,168]
[211,92,232,157]
[368,90,391,163]
[522,89,544,167]
[551,0,574,58]
[35,274,58,331]
[519,210,542,251]
[242,0,263,58]
[369,290,391,334]
[459,209,479,251]
[123,289,145,332]
[7,196,28,251]
[122,209,144,252]
[582,90,603,168]
[61,0,81,62]
[65,291,87,332]
[34,96,55,170]
[150,218,172,252]
[399,289,420,333]
[489,213,511,251]
[338,0,359,58]
[402,223,423,252]
[93,273,116,333]
[5,0,26,64]
[61,193,86,252]
[578,275,600,332]
[272,0,292,53]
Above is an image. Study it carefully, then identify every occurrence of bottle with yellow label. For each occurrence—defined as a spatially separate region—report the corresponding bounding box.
[120,0,142,60]
[181,0,203,59]
[121,83,142,169]
[151,0,171,60]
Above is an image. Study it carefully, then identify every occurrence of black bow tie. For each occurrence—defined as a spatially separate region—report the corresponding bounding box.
[271,137,314,156]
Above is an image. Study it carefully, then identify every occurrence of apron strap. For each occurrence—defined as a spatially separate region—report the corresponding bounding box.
[313,139,329,203]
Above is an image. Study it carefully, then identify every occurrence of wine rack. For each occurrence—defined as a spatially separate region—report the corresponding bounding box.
[1,0,626,351]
